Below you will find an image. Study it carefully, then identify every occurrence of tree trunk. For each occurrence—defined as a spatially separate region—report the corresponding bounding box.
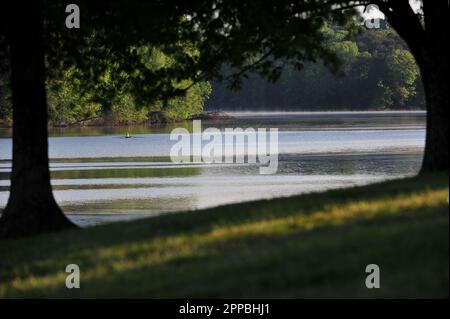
[0,1,76,239]
[378,0,449,173]
[418,47,449,172]
[417,0,449,173]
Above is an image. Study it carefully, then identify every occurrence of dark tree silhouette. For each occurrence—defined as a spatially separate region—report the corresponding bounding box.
[362,0,448,172]
[0,2,76,237]
[0,0,447,238]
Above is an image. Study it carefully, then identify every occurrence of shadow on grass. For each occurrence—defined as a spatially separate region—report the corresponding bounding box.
[2,203,448,298]
[0,172,448,297]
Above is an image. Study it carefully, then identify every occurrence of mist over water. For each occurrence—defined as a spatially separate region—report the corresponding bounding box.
[0,111,425,226]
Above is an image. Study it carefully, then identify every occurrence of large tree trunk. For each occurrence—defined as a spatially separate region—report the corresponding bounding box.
[378,0,449,173]
[418,0,449,172]
[0,1,76,239]
[418,47,449,172]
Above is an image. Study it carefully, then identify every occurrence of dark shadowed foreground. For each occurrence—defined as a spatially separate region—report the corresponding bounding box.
[0,173,448,298]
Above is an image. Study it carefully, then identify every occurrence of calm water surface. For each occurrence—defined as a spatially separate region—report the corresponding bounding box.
[0,111,426,226]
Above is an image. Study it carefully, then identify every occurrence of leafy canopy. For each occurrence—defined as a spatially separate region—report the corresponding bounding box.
[37,0,358,104]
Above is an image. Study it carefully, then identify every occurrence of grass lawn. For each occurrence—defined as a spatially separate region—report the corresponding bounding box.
[0,173,448,298]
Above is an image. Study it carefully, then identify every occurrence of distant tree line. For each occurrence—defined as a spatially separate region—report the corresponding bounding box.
[206,22,424,111]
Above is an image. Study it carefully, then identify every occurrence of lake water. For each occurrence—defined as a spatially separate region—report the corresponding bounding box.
[0,111,426,226]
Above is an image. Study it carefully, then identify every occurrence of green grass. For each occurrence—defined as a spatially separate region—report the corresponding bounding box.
[48,156,172,163]
[0,167,201,181]
[0,173,448,298]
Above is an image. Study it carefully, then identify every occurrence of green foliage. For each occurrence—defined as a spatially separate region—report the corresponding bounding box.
[1,26,425,120]
[62,43,212,124]
[31,0,362,106]
[162,81,212,120]
[137,46,212,121]
[0,73,12,124]
[110,94,149,124]
[0,3,424,119]
[1,46,212,125]
[207,25,424,110]
[384,49,420,107]
[333,41,359,60]
[46,67,102,125]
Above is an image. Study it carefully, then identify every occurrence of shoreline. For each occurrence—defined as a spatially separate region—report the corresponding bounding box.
[222,110,426,116]
[0,109,426,129]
